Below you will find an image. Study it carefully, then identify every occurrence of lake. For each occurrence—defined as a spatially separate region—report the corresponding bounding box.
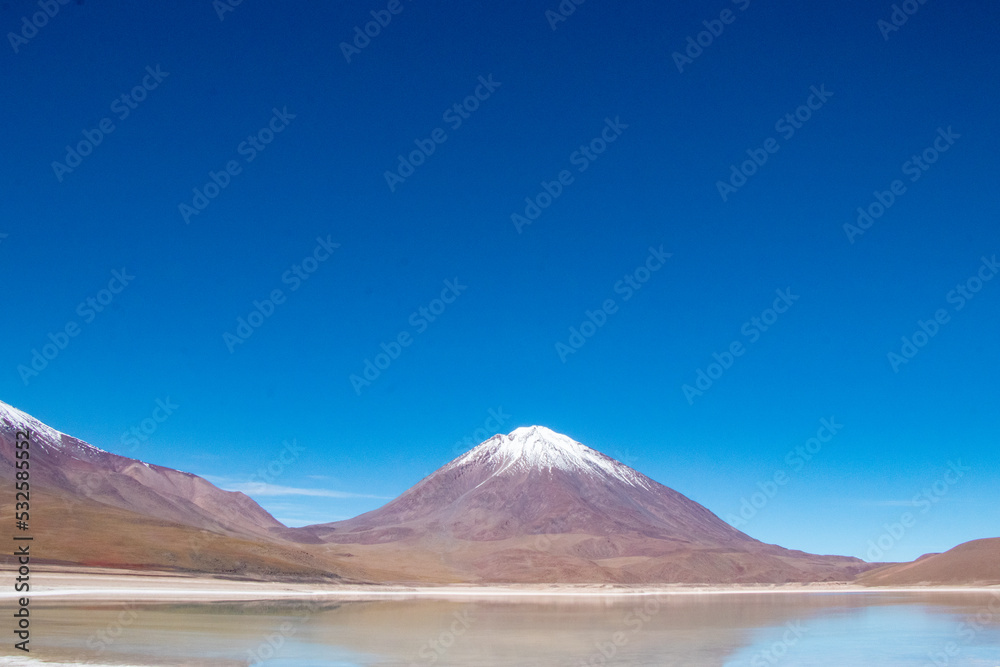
[6,591,1000,666]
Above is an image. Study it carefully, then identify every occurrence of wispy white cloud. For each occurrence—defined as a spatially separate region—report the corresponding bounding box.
[857,498,978,507]
[857,500,918,507]
[276,516,352,527]
[224,482,389,499]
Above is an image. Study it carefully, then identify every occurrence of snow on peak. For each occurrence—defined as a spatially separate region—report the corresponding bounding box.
[0,399,111,460]
[0,400,65,444]
[452,425,652,489]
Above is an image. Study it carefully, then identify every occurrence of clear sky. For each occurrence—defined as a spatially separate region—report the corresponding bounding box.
[1,0,998,563]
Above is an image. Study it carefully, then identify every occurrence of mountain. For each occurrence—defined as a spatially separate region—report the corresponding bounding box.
[857,538,1000,586]
[304,425,873,583]
[0,401,281,536]
[0,400,354,580]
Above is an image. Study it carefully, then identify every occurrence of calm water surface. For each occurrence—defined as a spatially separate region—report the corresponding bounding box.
[7,591,1000,666]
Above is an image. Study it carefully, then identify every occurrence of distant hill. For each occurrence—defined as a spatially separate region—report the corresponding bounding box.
[858,538,1000,586]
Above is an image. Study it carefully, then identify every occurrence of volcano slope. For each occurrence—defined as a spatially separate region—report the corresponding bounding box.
[304,426,874,584]
[0,400,359,581]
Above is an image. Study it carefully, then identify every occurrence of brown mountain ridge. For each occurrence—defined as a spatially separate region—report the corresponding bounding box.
[2,400,994,585]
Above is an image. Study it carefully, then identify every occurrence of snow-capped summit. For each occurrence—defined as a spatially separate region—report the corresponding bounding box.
[452,425,651,488]
[306,422,873,583]
[0,399,122,462]
[313,424,759,549]
[0,399,68,445]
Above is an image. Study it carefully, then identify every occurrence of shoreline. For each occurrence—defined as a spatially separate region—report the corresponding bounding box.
[11,568,999,602]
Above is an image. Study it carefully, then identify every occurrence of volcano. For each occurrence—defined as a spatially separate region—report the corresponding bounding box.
[304,426,872,583]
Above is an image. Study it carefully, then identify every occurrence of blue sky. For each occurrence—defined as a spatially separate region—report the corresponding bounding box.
[1,0,998,562]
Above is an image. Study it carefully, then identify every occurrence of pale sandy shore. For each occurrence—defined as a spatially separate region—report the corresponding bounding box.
[4,567,997,601]
[1,660,153,667]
